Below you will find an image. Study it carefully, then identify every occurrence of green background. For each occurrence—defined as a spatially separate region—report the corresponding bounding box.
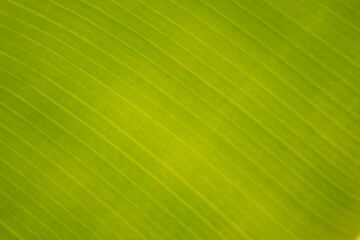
[0,0,359,239]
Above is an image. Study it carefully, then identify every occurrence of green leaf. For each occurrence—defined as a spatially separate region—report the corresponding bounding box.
[0,0,359,239]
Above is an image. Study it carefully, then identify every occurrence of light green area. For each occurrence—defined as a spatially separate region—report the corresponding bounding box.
[0,0,359,239]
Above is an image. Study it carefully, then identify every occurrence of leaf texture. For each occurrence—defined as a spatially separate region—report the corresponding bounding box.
[0,0,359,239]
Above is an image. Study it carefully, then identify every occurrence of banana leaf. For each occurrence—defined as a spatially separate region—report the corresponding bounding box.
[0,0,359,239]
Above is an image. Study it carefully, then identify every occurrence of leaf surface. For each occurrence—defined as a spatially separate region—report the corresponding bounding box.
[0,0,359,239]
